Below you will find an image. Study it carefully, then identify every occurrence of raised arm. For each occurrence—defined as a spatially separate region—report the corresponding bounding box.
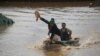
[40,17,49,24]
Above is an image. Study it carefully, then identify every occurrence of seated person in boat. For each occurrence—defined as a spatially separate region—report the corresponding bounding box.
[60,23,72,41]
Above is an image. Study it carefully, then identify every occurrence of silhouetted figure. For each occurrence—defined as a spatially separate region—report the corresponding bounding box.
[35,11,61,41]
[40,17,61,40]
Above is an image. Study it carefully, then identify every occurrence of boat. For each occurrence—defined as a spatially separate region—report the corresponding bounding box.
[43,35,80,47]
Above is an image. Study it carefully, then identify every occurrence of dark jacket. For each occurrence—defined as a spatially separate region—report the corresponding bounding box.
[40,17,61,37]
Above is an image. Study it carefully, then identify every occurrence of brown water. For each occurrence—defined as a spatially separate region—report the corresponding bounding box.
[0,7,100,56]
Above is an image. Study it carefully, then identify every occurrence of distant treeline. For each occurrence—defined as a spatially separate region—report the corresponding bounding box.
[0,0,95,2]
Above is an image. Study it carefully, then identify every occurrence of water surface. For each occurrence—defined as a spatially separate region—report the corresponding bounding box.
[0,7,100,56]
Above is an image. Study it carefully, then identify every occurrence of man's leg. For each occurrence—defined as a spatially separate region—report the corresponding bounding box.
[50,34,54,40]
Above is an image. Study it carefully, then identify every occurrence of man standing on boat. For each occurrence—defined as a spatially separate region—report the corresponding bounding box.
[35,10,61,42]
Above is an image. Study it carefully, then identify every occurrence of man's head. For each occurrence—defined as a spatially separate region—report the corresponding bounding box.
[50,18,55,26]
[62,23,66,28]
[50,18,55,23]
[50,18,55,24]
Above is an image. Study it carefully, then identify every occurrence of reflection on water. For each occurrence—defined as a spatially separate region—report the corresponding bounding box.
[0,26,8,33]
[0,7,100,56]
[43,45,62,56]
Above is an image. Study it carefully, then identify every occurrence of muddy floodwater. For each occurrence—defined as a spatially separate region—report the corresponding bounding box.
[0,7,100,56]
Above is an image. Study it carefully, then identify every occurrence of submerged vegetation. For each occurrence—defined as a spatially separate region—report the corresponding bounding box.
[0,13,14,25]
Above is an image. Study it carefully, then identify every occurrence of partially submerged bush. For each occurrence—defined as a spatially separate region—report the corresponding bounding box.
[0,13,14,25]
